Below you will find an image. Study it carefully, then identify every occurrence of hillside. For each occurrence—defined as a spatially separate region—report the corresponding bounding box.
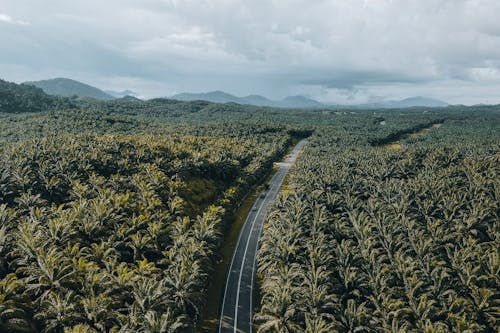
[172,91,242,104]
[0,79,74,113]
[394,96,448,107]
[240,94,274,106]
[280,95,323,108]
[24,78,114,100]
[105,89,139,98]
[358,96,448,108]
[171,91,324,108]
[171,91,449,109]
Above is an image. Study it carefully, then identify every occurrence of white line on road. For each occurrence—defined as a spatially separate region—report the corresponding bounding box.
[249,168,284,333]
[233,189,268,333]
[218,196,261,333]
[219,139,307,333]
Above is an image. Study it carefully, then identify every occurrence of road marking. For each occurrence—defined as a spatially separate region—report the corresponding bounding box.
[249,168,284,333]
[247,143,305,331]
[219,139,307,333]
[233,185,269,333]
[219,195,261,332]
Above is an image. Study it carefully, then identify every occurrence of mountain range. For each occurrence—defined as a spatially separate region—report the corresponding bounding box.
[171,91,447,108]
[20,77,448,108]
[171,91,325,108]
[356,97,448,108]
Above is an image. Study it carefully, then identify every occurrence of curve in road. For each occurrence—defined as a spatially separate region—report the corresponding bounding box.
[219,139,307,333]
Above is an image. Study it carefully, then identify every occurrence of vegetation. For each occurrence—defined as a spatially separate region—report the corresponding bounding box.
[0,80,302,332]
[256,110,499,332]
[0,79,74,114]
[0,130,295,332]
[0,78,499,332]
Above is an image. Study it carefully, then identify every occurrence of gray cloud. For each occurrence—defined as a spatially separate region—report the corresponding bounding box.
[1,0,500,104]
[302,70,435,90]
[0,13,29,25]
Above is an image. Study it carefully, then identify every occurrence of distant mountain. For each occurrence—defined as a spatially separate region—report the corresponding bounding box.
[171,91,324,108]
[160,89,450,109]
[280,95,324,108]
[392,97,448,107]
[357,96,448,109]
[0,79,74,113]
[105,89,139,98]
[116,95,143,102]
[241,94,275,106]
[24,78,114,100]
[172,91,242,104]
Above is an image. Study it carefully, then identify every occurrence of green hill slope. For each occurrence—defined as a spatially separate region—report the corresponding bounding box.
[24,78,114,100]
[0,79,74,113]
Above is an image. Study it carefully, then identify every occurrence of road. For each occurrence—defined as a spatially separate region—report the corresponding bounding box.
[219,139,307,333]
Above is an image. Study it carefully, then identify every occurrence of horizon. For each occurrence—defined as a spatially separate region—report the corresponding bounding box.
[15,77,456,106]
[2,1,500,105]
[11,76,500,107]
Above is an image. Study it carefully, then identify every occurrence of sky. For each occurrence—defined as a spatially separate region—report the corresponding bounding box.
[1,0,500,105]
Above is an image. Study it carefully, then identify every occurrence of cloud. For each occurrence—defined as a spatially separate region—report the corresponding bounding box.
[0,1,500,104]
[0,13,28,25]
[302,70,435,90]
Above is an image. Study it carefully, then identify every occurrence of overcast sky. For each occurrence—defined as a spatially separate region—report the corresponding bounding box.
[1,0,500,104]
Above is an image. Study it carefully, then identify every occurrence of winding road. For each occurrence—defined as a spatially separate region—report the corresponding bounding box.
[218,139,307,333]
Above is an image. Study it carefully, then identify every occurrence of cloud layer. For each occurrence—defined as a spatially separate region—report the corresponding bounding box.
[1,0,500,104]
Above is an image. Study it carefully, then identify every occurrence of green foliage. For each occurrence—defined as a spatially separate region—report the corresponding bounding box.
[0,79,74,114]
[1,78,498,332]
[256,110,500,332]
[0,124,291,331]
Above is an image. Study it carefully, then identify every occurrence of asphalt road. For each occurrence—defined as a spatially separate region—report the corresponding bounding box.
[219,139,307,333]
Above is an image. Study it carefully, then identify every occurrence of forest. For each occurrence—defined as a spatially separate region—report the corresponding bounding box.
[0,117,298,331]
[0,80,499,332]
[256,110,499,332]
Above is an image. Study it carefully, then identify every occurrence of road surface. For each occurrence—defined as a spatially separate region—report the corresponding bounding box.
[219,139,307,333]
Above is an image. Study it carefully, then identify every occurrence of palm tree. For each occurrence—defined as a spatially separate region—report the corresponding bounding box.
[0,274,31,332]
[63,324,98,333]
[255,266,302,333]
[79,290,117,331]
[34,291,80,333]
[20,246,75,299]
[140,309,186,333]
[164,256,204,319]
[303,313,337,333]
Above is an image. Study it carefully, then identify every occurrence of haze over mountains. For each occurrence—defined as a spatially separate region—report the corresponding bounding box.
[20,77,448,108]
[171,91,324,108]
[356,97,448,108]
[105,89,140,98]
[171,91,448,108]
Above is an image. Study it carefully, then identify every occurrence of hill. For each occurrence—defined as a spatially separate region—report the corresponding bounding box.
[393,96,448,107]
[171,91,324,108]
[24,78,114,100]
[280,95,323,108]
[172,91,448,109]
[357,96,448,109]
[105,89,139,98]
[0,79,74,113]
[172,91,242,104]
[240,94,275,106]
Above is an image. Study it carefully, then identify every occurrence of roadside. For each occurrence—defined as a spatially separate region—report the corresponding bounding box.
[198,136,302,332]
